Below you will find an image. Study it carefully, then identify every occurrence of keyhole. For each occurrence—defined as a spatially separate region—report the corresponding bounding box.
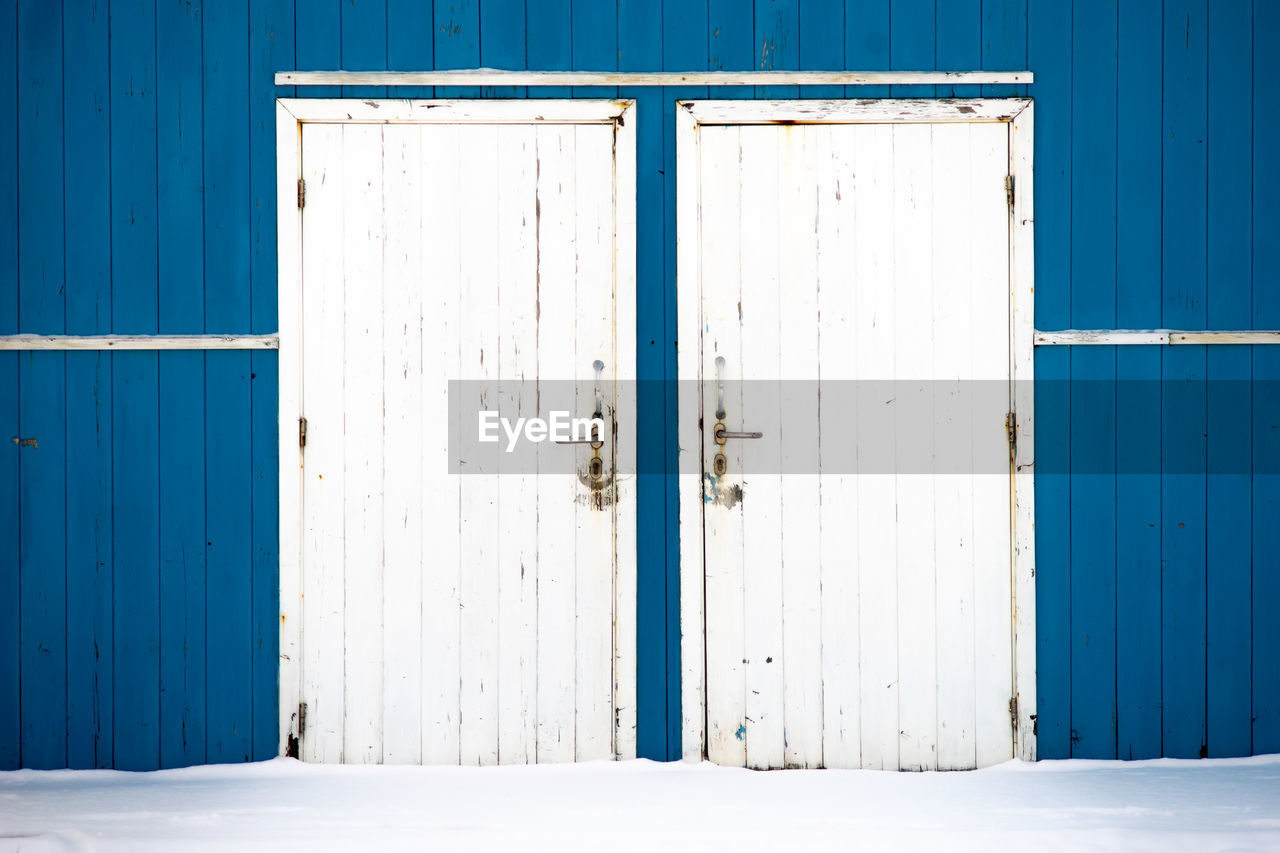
[713,453,727,477]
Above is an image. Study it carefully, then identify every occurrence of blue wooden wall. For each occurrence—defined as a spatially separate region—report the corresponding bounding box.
[0,0,1276,769]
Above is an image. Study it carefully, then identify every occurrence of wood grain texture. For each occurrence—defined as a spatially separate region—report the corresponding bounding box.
[288,105,634,765]
[688,109,1019,770]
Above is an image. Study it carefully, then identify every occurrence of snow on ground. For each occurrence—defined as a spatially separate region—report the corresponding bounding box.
[2,755,1279,852]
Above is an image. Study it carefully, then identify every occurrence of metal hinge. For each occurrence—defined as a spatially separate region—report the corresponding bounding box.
[299,416,308,448]
[297,177,306,209]
[1005,411,1017,455]
[298,702,307,737]
[1009,695,1018,732]
[1005,174,1015,210]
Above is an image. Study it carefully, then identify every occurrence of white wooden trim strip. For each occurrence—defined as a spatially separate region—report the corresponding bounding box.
[278,98,631,126]
[276,99,304,758]
[0,334,279,350]
[1009,105,1037,762]
[682,99,1032,125]
[611,101,639,761]
[1034,329,1280,345]
[277,70,1033,88]
[675,102,705,762]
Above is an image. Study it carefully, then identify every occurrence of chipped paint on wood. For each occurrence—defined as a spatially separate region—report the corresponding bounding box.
[278,99,637,765]
[679,100,1035,770]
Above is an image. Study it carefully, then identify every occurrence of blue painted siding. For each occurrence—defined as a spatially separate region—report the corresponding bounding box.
[1,0,1276,769]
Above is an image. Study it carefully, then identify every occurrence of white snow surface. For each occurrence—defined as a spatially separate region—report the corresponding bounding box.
[2,755,1279,852]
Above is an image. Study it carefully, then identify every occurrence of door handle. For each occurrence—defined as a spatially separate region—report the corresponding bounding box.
[554,359,607,449]
[713,425,763,443]
[555,361,609,489]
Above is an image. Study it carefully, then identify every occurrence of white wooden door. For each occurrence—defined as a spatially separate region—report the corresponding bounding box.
[283,101,636,765]
[679,103,1029,771]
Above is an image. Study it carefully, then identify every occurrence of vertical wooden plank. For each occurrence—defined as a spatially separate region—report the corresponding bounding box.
[419,124,461,765]
[63,346,113,769]
[931,122,978,771]
[157,0,207,770]
[1205,0,1253,760]
[936,0,982,97]
[1254,0,1280,757]
[892,123,937,772]
[799,0,844,98]
[480,0,524,97]
[737,126,785,770]
[1069,0,1118,760]
[534,123,578,763]
[675,104,705,762]
[17,0,67,771]
[456,123,499,766]
[700,126,748,768]
[613,103,640,761]
[525,0,570,98]
[0,0,18,772]
[249,0,292,763]
[755,0,799,98]
[844,0,891,96]
[387,0,434,99]
[295,0,341,99]
[572,0,616,98]
[890,0,934,97]
[300,123,346,763]
[709,0,754,74]
[433,0,479,97]
[1009,103,1036,761]
[662,0,708,761]
[618,0,666,761]
[204,0,254,764]
[494,124,538,764]
[816,125,860,768]
[340,0,387,99]
[1115,0,1163,761]
[970,122,1015,767]
[276,101,302,760]
[381,125,423,765]
[777,126,823,768]
[110,0,161,772]
[852,123,898,771]
[1161,0,1208,760]
[1027,0,1072,760]
[340,124,386,764]
[63,0,111,772]
[982,0,1029,98]
[572,123,618,761]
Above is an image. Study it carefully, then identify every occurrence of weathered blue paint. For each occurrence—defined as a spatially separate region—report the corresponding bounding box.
[1252,0,1280,756]
[1114,0,1162,761]
[1205,0,1253,760]
[63,2,114,772]
[1,0,1277,769]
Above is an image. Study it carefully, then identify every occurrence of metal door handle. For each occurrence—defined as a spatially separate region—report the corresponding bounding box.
[555,359,607,450]
[555,436,603,447]
[714,425,763,442]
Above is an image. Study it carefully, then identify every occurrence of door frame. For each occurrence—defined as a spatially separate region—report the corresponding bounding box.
[275,98,638,759]
[674,98,1037,762]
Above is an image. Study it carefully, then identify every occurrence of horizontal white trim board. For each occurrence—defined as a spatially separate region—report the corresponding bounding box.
[682,98,1030,124]
[276,69,1033,87]
[277,98,630,125]
[0,334,280,350]
[1035,330,1280,345]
